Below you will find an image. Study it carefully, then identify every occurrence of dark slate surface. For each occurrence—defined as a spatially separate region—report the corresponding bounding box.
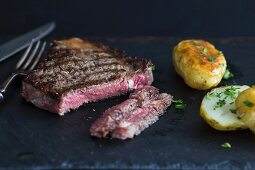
[1,37,255,169]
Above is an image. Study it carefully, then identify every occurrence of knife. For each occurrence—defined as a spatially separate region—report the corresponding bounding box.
[0,22,55,62]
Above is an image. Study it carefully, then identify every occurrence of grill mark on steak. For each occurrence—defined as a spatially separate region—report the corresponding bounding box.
[38,54,125,70]
[26,54,131,92]
[30,50,130,78]
[31,61,129,84]
[35,58,126,80]
[22,38,154,114]
[58,70,126,89]
[30,69,126,94]
[90,86,172,139]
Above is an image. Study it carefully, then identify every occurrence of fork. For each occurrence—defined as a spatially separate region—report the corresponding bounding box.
[0,40,46,102]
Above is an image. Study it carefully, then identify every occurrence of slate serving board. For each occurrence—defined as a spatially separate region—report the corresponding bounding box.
[1,37,255,169]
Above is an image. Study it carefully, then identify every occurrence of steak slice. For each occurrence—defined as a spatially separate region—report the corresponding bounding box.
[90,86,173,140]
[22,38,154,115]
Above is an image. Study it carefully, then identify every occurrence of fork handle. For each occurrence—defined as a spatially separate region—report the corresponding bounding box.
[0,92,3,102]
[0,73,19,102]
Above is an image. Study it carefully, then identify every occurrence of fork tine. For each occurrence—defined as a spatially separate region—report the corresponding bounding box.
[22,41,41,70]
[16,39,35,69]
[29,42,46,71]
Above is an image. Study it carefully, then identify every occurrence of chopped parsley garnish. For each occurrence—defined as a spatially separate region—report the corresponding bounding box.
[224,86,240,99]
[219,51,224,56]
[172,99,186,109]
[175,104,186,109]
[215,92,222,98]
[220,63,225,67]
[243,100,254,107]
[229,108,237,114]
[200,47,208,55]
[210,86,240,110]
[214,99,226,110]
[221,142,231,148]
[223,69,234,80]
[208,56,216,62]
[206,92,213,100]
[193,40,201,46]
[151,64,156,71]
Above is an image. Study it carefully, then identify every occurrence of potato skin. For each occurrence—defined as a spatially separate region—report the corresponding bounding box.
[200,105,247,131]
[236,87,255,133]
[173,40,227,90]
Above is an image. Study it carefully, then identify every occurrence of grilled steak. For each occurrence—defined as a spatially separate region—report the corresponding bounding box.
[90,86,173,140]
[22,38,154,115]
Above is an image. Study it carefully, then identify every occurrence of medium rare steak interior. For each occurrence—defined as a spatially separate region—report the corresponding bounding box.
[22,38,154,115]
[90,86,173,140]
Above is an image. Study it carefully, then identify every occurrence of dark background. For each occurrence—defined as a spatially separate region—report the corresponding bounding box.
[1,0,255,39]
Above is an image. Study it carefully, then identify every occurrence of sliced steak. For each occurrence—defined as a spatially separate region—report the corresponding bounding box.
[90,86,173,140]
[22,38,154,115]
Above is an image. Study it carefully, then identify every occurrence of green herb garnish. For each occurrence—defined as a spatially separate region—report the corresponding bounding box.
[210,86,241,110]
[193,40,201,46]
[215,92,222,98]
[243,100,254,107]
[219,51,224,56]
[229,108,237,114]
[175,104,186,109]
[221,142,231,148]
[223,69,234,80]
[206,92,213,100]
[208,56,216,62]
[220,63,225,67]
[151,64,156,71]
[214,99,226,110]
[200,47,208,55]
[172,99,186,109]
[224,86,240,99]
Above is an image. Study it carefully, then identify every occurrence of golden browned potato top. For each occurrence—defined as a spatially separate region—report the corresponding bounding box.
[175,40,226,75]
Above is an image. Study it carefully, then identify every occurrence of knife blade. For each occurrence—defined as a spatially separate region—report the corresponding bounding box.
[0,22,55,62]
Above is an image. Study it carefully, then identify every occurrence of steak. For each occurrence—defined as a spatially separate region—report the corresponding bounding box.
[90,86,173,140]
[22,38,154,115]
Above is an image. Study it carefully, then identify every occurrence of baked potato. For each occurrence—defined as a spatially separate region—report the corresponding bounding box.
[173,40,227,90]
[236,87,255,133]
[200,85,249,131]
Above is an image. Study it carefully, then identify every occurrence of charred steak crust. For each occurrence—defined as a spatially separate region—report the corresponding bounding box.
[90,86,173,140]
[22,38,154,115]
